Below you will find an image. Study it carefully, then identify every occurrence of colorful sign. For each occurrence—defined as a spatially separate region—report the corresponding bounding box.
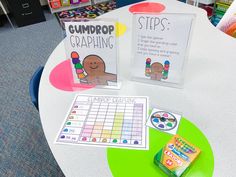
[64,20,118,87]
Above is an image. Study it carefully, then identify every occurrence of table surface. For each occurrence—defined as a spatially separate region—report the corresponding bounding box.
[39,0,236,176]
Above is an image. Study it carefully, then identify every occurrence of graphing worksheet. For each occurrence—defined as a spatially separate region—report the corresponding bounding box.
[55,94,149,150]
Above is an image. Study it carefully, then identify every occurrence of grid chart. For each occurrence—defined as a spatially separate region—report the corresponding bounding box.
[56,95,148,149]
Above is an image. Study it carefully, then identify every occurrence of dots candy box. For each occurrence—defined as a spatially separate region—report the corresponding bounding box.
[154,134,200,177]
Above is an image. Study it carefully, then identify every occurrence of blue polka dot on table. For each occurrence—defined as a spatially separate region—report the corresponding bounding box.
[123,140,128,143]
[63,128,68,132]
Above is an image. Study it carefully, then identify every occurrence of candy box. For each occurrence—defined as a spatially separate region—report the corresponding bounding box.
[154,135,200,177]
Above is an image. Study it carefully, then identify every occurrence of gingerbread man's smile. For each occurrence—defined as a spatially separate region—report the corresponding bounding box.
[89,61,99,70]
[90,65,98,69]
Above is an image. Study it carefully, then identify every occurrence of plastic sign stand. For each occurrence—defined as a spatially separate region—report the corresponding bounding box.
[131,13,195,88]
[63,19,120,89]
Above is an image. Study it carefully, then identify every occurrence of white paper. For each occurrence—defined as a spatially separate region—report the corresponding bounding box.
[64,20,118,87]
[55,94,149,150]
[146,108,181,135]
[131,13,195,87]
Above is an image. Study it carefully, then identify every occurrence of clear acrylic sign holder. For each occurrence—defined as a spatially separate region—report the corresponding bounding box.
[130,13,195,88]
[63,18,121,90]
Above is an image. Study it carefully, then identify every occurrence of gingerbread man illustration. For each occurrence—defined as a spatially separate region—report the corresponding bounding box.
[150,62,163,81]
[82,55,117,85]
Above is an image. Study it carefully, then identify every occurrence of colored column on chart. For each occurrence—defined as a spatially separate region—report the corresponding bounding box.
[100,103,116,143]
[91,103,108,142]
[131,103,143,145]
[120,104,133,144]
[111,112,124,143]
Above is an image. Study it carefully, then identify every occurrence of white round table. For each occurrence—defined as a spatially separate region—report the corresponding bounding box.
[39,0,236,176]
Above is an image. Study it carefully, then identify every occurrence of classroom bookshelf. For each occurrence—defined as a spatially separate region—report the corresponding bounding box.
[47,0,109,13]
[179,0,233,25]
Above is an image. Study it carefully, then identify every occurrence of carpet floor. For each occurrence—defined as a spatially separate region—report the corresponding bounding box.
[0,11,65,177]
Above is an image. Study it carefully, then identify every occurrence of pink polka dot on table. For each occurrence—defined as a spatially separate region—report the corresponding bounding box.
[49,59,95,92]
[129,2,165,13]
